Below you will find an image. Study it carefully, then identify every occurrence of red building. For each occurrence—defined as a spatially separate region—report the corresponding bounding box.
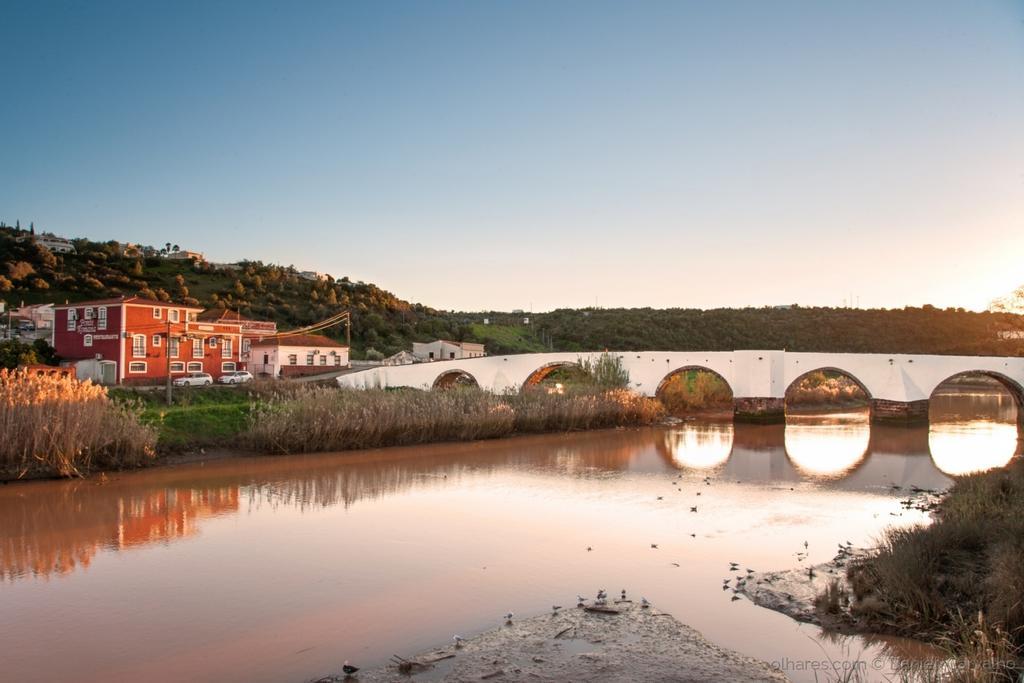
[52,297,246,385]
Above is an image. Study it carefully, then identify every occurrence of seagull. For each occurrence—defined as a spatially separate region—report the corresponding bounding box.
[640,597,650,608]
[577,594,587,606]
[503,612,514,624]
[690,506,698,513]
[620,589,627,600]
[343,661,359,677]
[453,635,464,648]
[651,543,658,549]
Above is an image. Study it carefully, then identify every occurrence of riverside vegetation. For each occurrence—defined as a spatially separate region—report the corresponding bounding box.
[815,458,1024,680]
[2,355,662,479]
[0,369,157,479]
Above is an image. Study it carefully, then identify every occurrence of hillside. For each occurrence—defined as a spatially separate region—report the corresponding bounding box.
[3,223,1024,359]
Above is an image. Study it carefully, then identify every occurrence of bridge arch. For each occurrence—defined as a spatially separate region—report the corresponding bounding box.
[521,361,580,391]
[656,366,735,416]
[927,370,1023,423]
[432,369,480,390]
[784,367,872,414]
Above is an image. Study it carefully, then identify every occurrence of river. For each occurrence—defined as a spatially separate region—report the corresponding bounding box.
[0,389,1019,682]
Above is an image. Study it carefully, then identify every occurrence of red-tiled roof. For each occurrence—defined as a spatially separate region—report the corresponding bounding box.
[53,296,204,310]
[250,334,347,348]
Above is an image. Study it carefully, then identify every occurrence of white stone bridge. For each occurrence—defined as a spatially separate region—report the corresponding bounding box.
[337,350,1024,425]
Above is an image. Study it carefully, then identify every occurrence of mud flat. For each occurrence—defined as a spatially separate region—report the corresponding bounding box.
[325,601,787,682]
[733,546,869,630]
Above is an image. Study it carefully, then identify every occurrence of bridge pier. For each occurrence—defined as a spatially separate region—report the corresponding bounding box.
[870,399,930,426]
[733,397,786,423]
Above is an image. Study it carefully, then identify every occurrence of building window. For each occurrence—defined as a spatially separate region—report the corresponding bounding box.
[306,353,314,365]
[152,334,161,347]
[334,355,341,366]
[84,307,94,320]
[428,351,435,359]
[209,337,217,348]
[187,312,197,322]
[128,361,147,373]
[153,307,161,319]
[187,361,202,372]
[97,306,107,330]
[241,338,251,354]
[169,337,179,358]
[169,309,179,323]
[67,309,77,331]
[132,334,146,358]
[192,339,203,359]
[221,338,232,359]
[288,354,297,366]
[221,362,236,372]
[84,334,93,347]
[449,352,455,359]
[170,362,185,373]
[318,355,326,366]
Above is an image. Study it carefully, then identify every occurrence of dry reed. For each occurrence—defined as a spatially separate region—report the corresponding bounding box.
[0,369,157,479]
[247,386,664,454]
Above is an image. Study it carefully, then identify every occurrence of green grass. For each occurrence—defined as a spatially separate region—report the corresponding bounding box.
[111,386,252,450]
[469,323,548,354]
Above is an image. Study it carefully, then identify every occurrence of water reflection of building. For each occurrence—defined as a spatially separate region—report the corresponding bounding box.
[0,484,238,581]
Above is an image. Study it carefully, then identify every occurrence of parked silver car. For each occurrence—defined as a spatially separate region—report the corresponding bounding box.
[218,370,254,385]
[173,372,213,387]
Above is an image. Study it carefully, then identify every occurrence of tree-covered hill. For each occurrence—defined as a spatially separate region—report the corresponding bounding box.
[3,223,1024,358]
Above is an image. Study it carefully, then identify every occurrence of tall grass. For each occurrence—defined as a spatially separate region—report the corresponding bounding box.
[846,457,1023,679]
[0,369,157,479]
[247,386,664,454]
[659,370,733,414]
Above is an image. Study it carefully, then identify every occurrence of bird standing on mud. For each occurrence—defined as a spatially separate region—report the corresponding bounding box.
[342,661,359,678]
[503,612,514,625]
[453,635,464,648]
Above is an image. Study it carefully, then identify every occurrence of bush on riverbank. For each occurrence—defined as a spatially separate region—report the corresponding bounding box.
[247,386,664,454]
[0,370,156,478]
[787,370,868,409]
[846,457,1023,679]
[658,370,733,414]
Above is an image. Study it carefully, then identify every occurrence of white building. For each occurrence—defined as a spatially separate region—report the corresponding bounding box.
[9,302,55,330]
[249,334,349,378]
[36,234,75,253]
[411,339,486,362]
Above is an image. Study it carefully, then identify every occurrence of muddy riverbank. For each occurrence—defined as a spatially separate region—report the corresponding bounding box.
[322,600,786,683]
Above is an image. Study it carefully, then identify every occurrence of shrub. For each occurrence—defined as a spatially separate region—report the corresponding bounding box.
[0,370,157,478]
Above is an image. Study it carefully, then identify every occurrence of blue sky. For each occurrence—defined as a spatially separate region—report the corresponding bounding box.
[2,1,1022,311]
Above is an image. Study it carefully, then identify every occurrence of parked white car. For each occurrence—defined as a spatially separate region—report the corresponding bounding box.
[218,370,254,385]
[173,372,213,387]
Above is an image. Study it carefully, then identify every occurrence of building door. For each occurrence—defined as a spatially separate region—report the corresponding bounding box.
[100,361,117,385]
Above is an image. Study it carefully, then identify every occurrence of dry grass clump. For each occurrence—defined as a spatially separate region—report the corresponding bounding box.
[788,370,868,407]
[846,457,1023,679]
[0,369,157,479]
[247,386,664,454]
[658,371,732,414]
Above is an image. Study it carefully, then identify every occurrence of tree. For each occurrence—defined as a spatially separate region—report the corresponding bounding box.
[0,275,12,293]
[990,285,1024,315]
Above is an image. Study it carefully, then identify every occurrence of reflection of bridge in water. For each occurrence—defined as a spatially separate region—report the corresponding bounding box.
[340,350,1024,427]
[2,421,1017,582]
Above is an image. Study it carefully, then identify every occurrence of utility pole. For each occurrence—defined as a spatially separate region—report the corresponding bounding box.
[165,318,173,406]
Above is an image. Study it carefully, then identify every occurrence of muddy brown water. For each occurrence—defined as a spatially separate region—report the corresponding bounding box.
[0,388,1019,683]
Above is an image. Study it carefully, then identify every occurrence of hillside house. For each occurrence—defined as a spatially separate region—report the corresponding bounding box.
[411,339,485,362]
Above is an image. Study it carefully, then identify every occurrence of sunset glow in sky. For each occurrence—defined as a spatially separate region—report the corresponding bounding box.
[2,1,1022,311]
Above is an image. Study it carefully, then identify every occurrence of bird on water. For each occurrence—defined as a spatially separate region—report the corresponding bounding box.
[342,661,359,677]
